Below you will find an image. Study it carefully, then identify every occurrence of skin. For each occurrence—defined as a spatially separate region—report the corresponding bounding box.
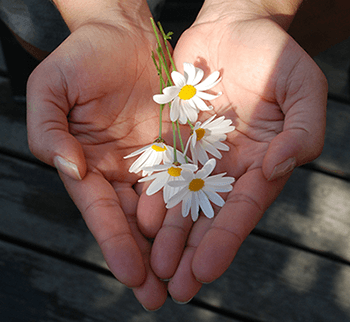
[26,0,327,311]
[140,1,327,303]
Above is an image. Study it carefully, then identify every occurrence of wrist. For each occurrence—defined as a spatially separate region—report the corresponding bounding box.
[196,0,303,30]
[52,0,153,32]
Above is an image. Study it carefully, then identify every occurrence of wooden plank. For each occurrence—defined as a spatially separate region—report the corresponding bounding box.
[0,77,35,161]
[313,37,350,101]
[257,166,350,261]
[0,240,238,322]
[0,153,107,267]
[2,153,350,319]
[1,116,350,261]
[1,153,350,320]
[196,234,350,322]
[312,99,350,177]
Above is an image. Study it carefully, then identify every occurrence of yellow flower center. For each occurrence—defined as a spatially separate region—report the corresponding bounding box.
[195,128,206,141]
[178,85,196,100]
[151,144,167,152]
[167,167,182,177]
[189,178,205,192]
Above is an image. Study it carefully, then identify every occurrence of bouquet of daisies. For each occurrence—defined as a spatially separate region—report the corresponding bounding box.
[124,19,235,222]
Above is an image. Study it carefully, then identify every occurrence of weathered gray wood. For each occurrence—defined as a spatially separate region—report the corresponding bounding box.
[0,240,238,322]
[257,166,350,260]
[312,99,350,177]
[314,36,350,101]
[1,149,350,265]
[0,77,35,161]
[196,234,350,322]
[0,153,107,268]
[1,153,350,321]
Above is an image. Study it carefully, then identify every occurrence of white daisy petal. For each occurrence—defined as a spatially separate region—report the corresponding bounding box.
[202,142,222,159]
[128,148,153,173]
[190,132,197,148]
[201,114,217,128]
[171,71,186,87]
[178,106,188,124]
[196,159,216,179]
[146,172,169,195]
[153,93,173,104]
[196,91,221,101]
[203,189,225,207]
[190,145,198,165]
[213,140,230,151]
[181,193,192,218]
[198,190,214,218]
[204,173,226,181]
[138,172,159,182]
[170,97,181,122]
[195,73,222,91]
[167,180,188,188]
[163,86,181,98]
[206,175,235,185]
[179,169,194,181]
[166,187,189,209]
[124,144,151,159]
[183,62,197,85]
[183,103,199,123]
[207,185,233,193]
[164,182,182,203]
[191,192,200,221]
[205,115,225,128]
[181,164,198,171]
[192,68,204,86]
[192,96,213,111]
[194,145,210,165]
[141,164,171,172]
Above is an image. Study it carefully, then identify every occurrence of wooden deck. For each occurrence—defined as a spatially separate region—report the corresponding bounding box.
[1,6,350,322]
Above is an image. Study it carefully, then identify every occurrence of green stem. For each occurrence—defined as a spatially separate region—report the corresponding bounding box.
[176,121,189,163]
[172,122,177,162]
[187,120,194,130]
[157,21,176,72]
[150,18,173,86]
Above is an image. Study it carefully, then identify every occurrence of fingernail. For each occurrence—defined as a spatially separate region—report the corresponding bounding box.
[54,155,82,180]
[171,297,193,305]
[160,278,171,282]
[268,157,296,181]
[141,304,161,312]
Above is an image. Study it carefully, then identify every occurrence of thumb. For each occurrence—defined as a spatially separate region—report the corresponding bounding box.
[263,67,328,181]
[26,57,87,180]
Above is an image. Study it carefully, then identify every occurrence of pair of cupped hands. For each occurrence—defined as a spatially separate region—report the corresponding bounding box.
[26,5,327,311]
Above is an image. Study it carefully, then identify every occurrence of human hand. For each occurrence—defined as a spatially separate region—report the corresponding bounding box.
[138,1,327,302]
[26,11,172,310]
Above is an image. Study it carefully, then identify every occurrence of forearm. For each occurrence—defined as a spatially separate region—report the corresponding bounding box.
[52,0,152,31]
[197,0,303,30]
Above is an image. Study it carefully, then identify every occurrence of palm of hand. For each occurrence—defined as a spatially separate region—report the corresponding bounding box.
[28,23,172,308]
[142,17,326,303]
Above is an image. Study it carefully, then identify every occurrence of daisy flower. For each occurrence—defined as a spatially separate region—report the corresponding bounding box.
[185,114,235,165]
[153,62,222,124]
[166,159,235,221]
[138,162,198,202]
[124,141,186,176]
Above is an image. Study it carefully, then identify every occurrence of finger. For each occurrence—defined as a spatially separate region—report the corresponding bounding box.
[150,204,193,280]
[263,58,328,181]
[192,168,289,283]
[137,187,167,238]
[27,56,86,180]
[60,171,146,288]
[168,216,213,303]
[111,182,168,310]
[132,255,168,311]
